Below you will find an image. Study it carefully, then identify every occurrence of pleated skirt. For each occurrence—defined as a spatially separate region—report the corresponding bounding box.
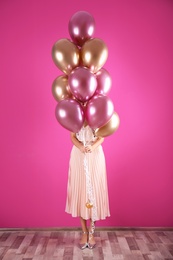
[65,145,110,220]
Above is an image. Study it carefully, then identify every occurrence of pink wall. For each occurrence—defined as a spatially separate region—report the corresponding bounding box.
[0,0,173,228]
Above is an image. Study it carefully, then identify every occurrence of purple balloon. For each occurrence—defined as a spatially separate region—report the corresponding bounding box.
[96,68,112,95]
[68,11,95,46]
[55,98,84,132]
[68,67,97,102]
[85,94,114,129]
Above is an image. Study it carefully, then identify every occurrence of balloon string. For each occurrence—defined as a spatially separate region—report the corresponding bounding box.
[82,129,97,234]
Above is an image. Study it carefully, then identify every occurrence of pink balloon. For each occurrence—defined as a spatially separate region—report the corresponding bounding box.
[55,99,84,132]
[68,67,97,103]
[68,11,95,46]
[96,68,112,95]
[85,94,114,129]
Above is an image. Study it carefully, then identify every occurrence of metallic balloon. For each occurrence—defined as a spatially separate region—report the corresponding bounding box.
[81,38,108,73]
[68,11,95,46]
[52,38,80,75]
[52,75,72,102]
[96,68,112,95]
[68,67,97,102]
[55,98,84,133]
[85,94,114,129]
[94,112,120,137]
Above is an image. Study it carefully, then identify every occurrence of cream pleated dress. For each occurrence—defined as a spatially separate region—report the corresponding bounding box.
[65,125,110,221]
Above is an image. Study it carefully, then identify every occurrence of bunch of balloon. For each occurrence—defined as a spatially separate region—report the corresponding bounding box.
[51,11,120,137]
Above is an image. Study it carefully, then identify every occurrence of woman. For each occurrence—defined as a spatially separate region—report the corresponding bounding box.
[65,123,110,249]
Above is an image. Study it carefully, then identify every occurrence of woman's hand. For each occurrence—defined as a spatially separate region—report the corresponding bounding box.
[85,145,93,153]
[79,144,86,153]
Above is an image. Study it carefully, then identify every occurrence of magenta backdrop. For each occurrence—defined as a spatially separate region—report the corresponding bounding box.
[0,0,173,228]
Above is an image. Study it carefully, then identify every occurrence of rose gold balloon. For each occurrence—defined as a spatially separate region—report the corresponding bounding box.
[81,38,108,73]
[68,67,97,102]
[55,98,84,133]
[96,68,112,95]
[52,75,72,102]
[95,112,120,137]
[68,11,95,47]
[52,38,80,75]
[85,94,114,129]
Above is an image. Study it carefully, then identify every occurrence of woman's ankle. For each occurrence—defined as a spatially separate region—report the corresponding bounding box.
[80,232,88,244]
[82,230,88,234]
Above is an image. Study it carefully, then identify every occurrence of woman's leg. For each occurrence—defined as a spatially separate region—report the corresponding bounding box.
[79,217,88,244]
[88,220,96,246]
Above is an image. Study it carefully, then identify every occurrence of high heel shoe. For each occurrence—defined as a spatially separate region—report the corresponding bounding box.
[78,231,88,250]
[88,231,96,249]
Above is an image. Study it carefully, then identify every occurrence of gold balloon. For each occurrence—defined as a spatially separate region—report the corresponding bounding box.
[81,38,108,73]
[95,112,120,137]
[52,75,72,102]
[52,38,80,75]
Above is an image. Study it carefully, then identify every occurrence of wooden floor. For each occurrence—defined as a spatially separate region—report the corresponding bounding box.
[0,229,173,260]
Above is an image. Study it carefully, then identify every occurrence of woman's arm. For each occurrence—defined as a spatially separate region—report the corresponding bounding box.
[70,132,85,153]
[70,132,104,153]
